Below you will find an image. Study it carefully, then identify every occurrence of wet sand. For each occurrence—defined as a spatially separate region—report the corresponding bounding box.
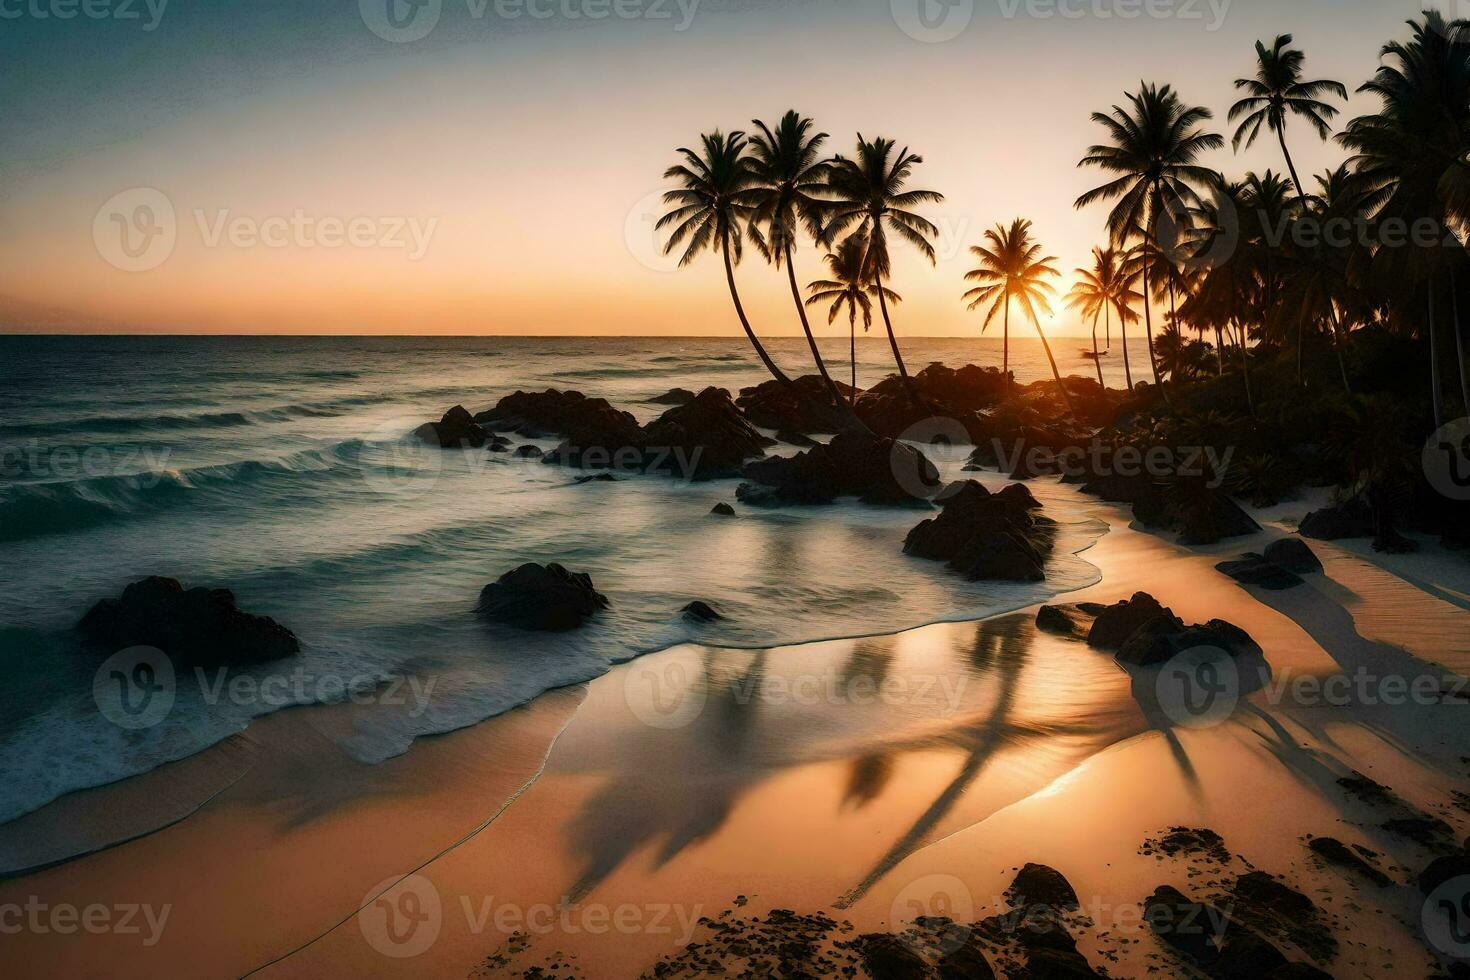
[4,485,1470,978]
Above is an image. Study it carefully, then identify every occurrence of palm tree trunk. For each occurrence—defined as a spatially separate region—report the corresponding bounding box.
[1140,246,1165,389]
[1035,320,1076,417]
[1091,311,1104,387]
[722,226,793,389]
[1166,270,1181,380]
[1002,298,1012,397]
[1328,306,1352,396]
[849,315,858,406]
[1114,300,1133,390]
[784,241,846,410]
[1277,126,1311,215]
[1452,266,1470,416]
[873,269,928,413]
[1429,274,1445,432]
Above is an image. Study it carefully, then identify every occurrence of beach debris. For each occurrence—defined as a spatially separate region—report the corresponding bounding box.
[413,404,491,448]
[681,600,723,623]
[738,427,938,507]
[477,563,608,631]
[648,386,696,405]
[78,576,299,666]
[1306,836,1393,887]
[710,502,736,516]
[903,481,1055,582]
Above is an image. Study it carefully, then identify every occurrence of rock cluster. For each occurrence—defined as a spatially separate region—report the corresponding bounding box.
[903,481,1055,581]
[78,576,300,665]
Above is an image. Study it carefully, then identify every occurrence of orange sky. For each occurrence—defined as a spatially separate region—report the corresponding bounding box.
[0,0,1418,337]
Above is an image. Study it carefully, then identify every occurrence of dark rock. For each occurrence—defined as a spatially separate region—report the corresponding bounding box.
[1214,927,1289,979]
[736,375,851,433]
[681,601,723,622]
[641,387,774,480]
[1087,592,1182,650]
[852,932,931,980]
[513,444,544,459]
[739,428,939,508]
[710,502,736,516]
[1144,884,1286,977]
[1383,816,1454,846]
[1116,616,1259,668]
[1216,554,1304,590]
[481,390,643,468]
[414,405,488,448]
[77,576,300,666]
[775,428,819,448]
[648,387,696,405]
[1421,855,1470,895]
[1299,497,1374,541]
[487,435,512,452]
[1035,604,1091,638]
[905,480,1054,582]
[1140,484,1260,546]
[1307,836,1392,887]
[1372,529,1419,554]
[1009,864,1079,911]
[937,932,995,980]
[1017,946,1106,979]
[1262,538,1322,573]
[1230,871,1315,919]
[477,563,608,631]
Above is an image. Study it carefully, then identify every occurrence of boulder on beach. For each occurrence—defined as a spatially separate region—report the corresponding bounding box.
[1087,592,1181,650]
[414,405,489,448]
[78,576,300,665]
[735,375,852,433]
[1143,884,1288,977]
[477,563,608,631]
[1299,497,1375,541]
[710,502,735,516]
[1009,863,1080,911]
[903,480,1055,582]
[737,427,939,507]
[640,387,774,480]
[1216,554,1305,590]
[1116,616,1258,668]
[476,389,642,450]
[852,932,929,980]
[648,387,696,406]
[1263,538,1322,573]
[681,600,723,622]
[1307,836,1392,887]
[513,444,544,459]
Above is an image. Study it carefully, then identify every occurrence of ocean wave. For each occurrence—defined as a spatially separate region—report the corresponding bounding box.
[0,399,385,439]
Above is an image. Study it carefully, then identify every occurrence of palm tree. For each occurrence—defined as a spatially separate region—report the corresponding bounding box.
[1340,11,1470,430]
[806,236,902,402]
[746,111,848,410]
[821,135,944,412]
[962,218,1073,414]
[658,130,795,389]
[1066,246,1133,387]
[1230,34,1348,211]
[1076,83,1224,399]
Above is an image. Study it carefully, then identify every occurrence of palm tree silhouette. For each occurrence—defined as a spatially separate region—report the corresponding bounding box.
[1340,11,1470,429]
[659,130,796,390]
[963,218,1073,415]
[806,236,902,402]
[746,111,848,411]
[822,135,944,412]
[1230,34,1347,212]
[1067,246,1132,387]
[1076,83,1223,399]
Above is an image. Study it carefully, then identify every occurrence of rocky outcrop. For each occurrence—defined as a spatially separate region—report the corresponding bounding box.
[904,481,1055,582]
[414,405,489,448]
[78,577,300,665]
[477,563,608,631]
[735,375,851,433]
[1216,555,1304,590]
[1008,863,1080,911]
[639,387,775,480]
[710,502,736,516]
[737,428,939,507]
[648,387,696,405]
[1087,592,1182,650]
[1263,538,1322,573]
[1306,836,1392,887]
[1299,497,1374,541]
[1117,617,1258,668]
[476,389,642,451]
[1035,602,1107,639]
[681,600,723,622]
[1143,884,1288,978]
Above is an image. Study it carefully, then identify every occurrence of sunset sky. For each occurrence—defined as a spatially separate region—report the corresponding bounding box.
[0,0,1442,336]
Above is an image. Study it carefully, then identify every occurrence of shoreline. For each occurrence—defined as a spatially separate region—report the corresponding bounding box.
[4,481,1469,977]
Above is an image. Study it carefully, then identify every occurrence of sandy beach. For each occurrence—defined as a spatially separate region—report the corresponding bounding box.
[5,475,1469,979]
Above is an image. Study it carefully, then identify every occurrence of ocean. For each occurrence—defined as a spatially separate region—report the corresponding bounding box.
[0,335,1114,823]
